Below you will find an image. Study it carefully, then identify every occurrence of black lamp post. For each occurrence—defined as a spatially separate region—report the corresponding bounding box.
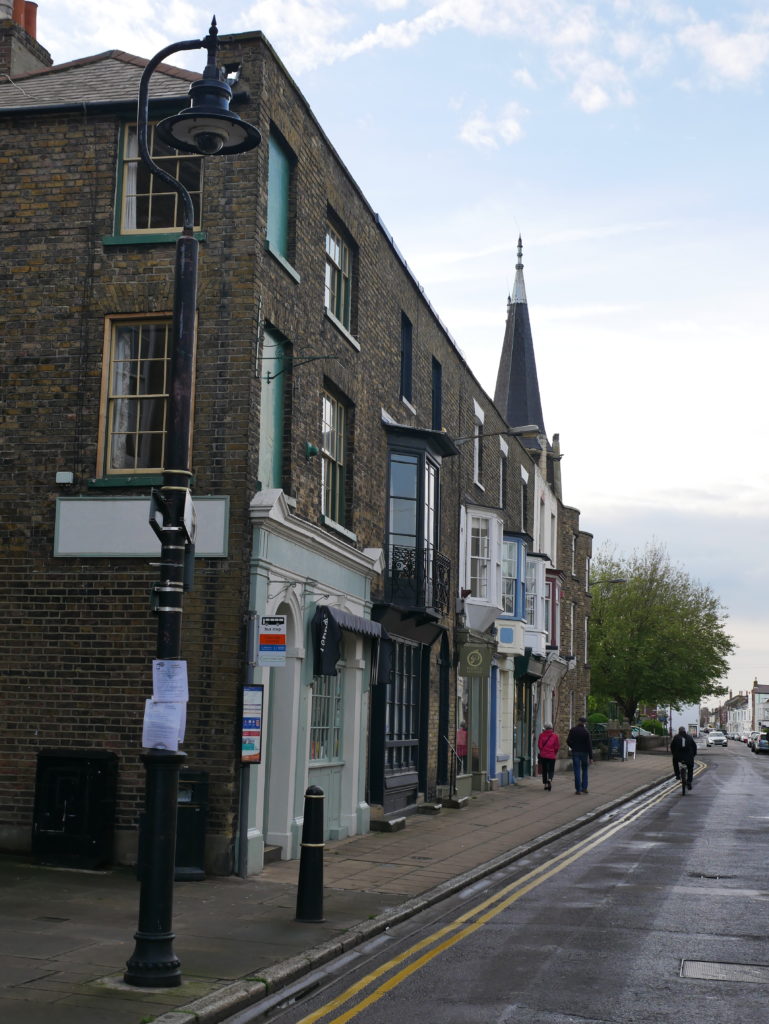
[123,19,260,989]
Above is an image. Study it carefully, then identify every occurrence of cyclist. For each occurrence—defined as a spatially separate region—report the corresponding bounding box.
[670,726,697,790]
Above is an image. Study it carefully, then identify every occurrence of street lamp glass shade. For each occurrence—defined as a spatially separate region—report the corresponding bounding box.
[156,69,261,156]
[157,108,261,155]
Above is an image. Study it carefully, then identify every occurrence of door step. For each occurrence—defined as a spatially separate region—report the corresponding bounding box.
[263,844,282,864]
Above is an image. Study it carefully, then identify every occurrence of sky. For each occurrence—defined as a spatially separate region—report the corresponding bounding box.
[37,1,769,698]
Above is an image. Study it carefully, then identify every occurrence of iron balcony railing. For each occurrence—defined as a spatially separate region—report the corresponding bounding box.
[384,544,451,614]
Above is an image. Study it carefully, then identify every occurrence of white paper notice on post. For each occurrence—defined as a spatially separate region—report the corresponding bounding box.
[142,699,182,751]
[152,660,189,703]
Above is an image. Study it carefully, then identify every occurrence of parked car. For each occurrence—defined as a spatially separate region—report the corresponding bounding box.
[748,731,761,750]
[754,734,769,755]
[706,730,728,747]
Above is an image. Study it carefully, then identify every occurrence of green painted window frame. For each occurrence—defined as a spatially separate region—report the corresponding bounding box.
[266,130,296,262]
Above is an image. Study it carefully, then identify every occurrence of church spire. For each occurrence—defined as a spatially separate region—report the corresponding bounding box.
[493,237,546,435]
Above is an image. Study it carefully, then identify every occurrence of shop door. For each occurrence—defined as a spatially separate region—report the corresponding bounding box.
[384,640,420,807]
[515,680,534,777]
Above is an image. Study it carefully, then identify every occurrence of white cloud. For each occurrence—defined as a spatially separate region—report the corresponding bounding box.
[555,53,635,111]
[237,0,351,71]
[458,102,526,148]
[612,28,671,73]
[512,68,537,89]
[46,0,173,62]
[678,19,769,84]
[458,113,500,149]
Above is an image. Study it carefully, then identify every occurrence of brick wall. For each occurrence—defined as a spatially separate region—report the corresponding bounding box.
[0,29,590,858]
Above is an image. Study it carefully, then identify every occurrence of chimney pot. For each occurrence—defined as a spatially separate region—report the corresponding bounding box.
[12,0,22,25]
[24,1,37,38]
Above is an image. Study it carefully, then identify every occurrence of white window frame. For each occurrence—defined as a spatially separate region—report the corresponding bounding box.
[584,615,589,665]
[325,222,353,331]
[472,399,485,489]
[499,437,508,508]
[501,537,519,616]
[321,389,347,527]
[462,506,503,609]
[525,557,546,631]
[309,674,343,763]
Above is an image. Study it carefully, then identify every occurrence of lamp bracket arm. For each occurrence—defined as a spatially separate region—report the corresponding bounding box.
[137,37,207,232]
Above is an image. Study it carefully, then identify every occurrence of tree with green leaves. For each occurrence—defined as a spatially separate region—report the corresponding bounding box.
[589,541,734,723]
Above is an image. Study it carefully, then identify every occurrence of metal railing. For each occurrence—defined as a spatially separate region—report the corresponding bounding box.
[384,545,451,614]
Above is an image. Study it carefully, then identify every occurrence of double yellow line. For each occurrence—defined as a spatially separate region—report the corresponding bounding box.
[296,769,702,1024]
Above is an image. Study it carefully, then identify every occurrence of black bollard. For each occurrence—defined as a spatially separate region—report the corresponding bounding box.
[295,785,325,922]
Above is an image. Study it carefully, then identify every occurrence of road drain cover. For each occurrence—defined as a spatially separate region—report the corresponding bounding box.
[681,960,769,984]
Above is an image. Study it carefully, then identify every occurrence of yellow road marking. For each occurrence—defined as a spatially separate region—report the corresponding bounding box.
[296,765,704,1024]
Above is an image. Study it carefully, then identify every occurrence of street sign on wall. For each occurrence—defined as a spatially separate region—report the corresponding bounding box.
[257,615,286,666]
[242,685,264,763]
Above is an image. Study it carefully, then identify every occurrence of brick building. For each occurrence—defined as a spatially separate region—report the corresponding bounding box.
[0,7,592,874]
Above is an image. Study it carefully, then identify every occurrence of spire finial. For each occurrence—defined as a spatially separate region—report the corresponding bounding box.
[511,236,527,305]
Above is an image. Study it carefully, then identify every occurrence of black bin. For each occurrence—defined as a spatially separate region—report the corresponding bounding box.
[175,770,208,881]
[32,750,118,869]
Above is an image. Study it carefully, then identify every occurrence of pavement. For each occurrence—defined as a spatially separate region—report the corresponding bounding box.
[0,750,674,1024]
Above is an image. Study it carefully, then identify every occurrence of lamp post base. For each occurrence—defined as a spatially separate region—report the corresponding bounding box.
[124,749,186,988]
[124,931,182,987]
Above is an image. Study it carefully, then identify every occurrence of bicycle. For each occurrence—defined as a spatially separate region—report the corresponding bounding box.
[677,760,692,795]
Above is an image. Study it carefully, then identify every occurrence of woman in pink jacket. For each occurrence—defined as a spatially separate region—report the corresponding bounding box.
[537,724,560,791]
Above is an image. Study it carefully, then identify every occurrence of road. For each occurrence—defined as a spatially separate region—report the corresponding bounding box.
[224,742,769,1024]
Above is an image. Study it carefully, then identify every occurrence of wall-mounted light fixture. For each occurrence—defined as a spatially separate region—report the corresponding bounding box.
[305,443,320,461]
[452,423,540,446]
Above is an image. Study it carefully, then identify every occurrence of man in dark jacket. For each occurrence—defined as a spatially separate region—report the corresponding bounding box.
[566,717,593,794]
[671,727,697,789]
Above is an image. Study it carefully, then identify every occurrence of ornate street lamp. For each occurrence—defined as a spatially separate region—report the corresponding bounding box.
[123,19,260,990]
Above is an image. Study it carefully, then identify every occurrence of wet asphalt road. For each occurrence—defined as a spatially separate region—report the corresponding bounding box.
[235,742,769,1024]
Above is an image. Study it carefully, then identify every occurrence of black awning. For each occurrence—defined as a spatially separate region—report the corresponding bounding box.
[311,605,387,678]
[326,606,384,639]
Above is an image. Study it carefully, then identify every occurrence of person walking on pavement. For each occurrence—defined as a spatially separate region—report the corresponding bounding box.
[567,716,593,794]
[670,726,697,790]
[537,723,560,791]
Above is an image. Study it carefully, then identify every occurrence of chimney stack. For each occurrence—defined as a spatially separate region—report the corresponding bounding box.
[0,0,50,76]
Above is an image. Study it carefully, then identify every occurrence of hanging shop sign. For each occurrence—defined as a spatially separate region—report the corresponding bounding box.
[458,640,494,677]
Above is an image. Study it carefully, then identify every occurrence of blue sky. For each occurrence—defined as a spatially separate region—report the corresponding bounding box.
[39,1,769,697]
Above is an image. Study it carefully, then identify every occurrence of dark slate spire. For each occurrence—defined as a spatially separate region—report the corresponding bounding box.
[493,237,546,435]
